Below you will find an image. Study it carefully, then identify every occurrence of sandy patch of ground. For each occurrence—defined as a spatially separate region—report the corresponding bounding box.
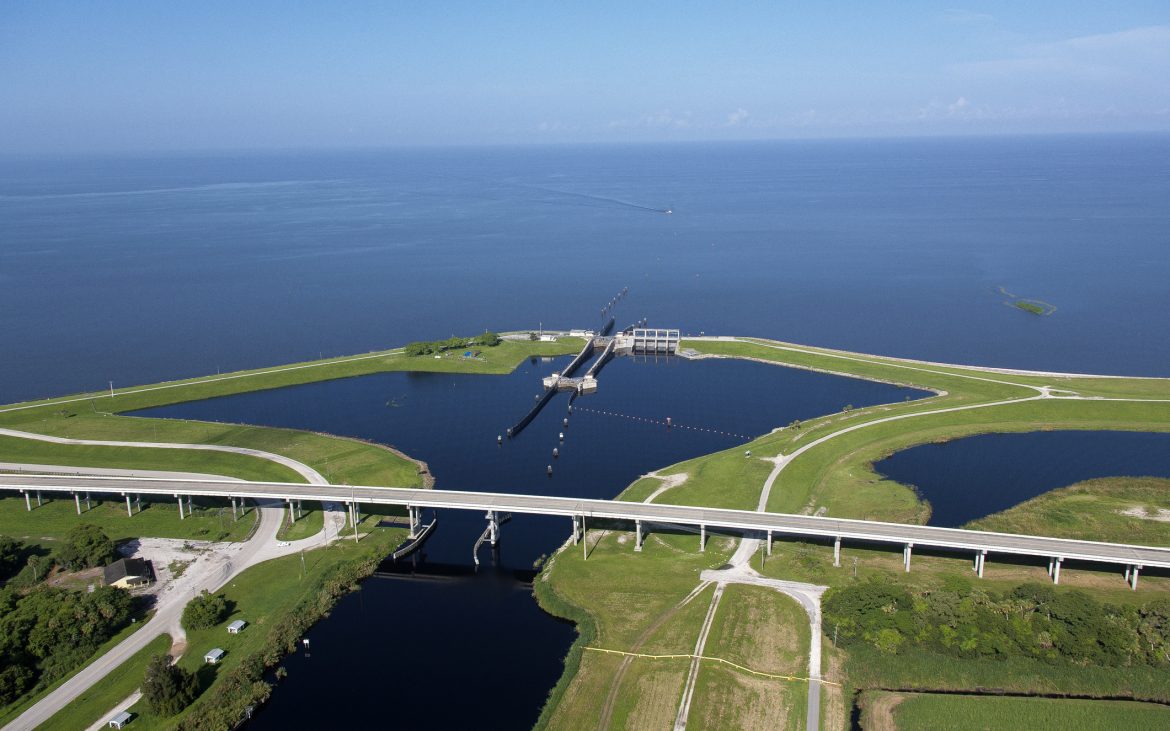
[1119,506,1170,523]
[861,690,907,731]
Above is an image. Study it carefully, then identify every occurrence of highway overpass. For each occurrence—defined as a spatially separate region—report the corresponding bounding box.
[3,473,1167,588]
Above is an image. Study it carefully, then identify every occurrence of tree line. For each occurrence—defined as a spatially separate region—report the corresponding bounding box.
[0,526,131,706]
[403,330,501,356]
[824,579,1170,667]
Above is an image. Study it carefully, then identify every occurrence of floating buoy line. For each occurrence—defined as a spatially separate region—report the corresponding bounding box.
[570,406,751,441]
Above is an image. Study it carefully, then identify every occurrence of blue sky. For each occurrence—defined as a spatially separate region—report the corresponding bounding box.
[2,1,1168,152]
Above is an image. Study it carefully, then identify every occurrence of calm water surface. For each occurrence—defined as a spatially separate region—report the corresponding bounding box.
[5,135,1170,404]
[877,430,1170,527]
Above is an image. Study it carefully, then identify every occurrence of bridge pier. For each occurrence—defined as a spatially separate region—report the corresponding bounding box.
[570,515,581,545]
[634,519,643,552]
[700,524,706,552]
[24,492,31,511]
[582,515,588,560]
[975,549,987,578]
[230,497,237,521]
[136,494,142,513]
[85,492,91,511]
[1127,565,1141,590]
[834,537,841,567]
[75,492,82,515]
[408,506,422,539]
[1048,556,1063,584]
[177,495,185,520]
[36,491,42,507]
[286,499,295,525]
[766,530,773,556]
[126,494,132,517]
[487,511,500,547]
[903,543,913,572]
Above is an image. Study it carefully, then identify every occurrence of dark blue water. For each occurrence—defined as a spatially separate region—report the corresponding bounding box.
[4,135,1170,404]
[876,430,1170,528]
[132,355,922,727]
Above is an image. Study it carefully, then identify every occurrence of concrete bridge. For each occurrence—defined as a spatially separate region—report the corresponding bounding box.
[5,474,1168,588]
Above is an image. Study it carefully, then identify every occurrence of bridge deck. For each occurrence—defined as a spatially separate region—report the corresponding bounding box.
[4,474,1169,569]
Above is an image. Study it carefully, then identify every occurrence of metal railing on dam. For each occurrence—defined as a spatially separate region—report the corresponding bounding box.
[3,473,1167,587]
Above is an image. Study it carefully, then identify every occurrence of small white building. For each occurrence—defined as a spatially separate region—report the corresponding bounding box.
[227,620,247,634]
[108,711,133,729]
[204,648,225,664]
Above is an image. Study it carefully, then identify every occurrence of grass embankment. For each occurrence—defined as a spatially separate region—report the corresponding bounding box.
[535,528,734,730]
[865,691,1170,731]
[688,585,810,731]
[670,338,1170,523]
[968,477,1170,546]
[41,511,407,731]
[274,500,324,542]
[0,494,257,543]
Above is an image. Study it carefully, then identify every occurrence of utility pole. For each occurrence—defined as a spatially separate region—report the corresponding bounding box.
[108,381,114,398]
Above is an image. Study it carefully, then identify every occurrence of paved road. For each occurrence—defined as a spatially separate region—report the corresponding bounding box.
[7,474,1169,570]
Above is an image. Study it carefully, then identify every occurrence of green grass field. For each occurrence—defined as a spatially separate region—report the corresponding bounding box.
[967,476,1170,546]
[872,691,1170,730]
[0,494,257,543]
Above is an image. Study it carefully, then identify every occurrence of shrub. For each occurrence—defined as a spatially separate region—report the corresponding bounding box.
[182,590,229,631]
[58,523,115,570]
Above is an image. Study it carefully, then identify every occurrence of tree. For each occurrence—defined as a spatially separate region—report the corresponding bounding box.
[182,590,229,631]
[0,536,22,579]
[58,524,114,570]
[143,654,199,716]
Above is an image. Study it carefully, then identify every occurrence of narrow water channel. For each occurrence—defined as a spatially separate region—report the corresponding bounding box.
[133,356,922,728]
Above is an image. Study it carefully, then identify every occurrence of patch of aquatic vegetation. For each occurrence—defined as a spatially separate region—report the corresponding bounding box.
[997,287,1056,316]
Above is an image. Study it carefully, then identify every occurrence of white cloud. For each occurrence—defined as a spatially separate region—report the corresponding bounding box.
[725,108,750,126]
[940,9,995,24]
[607,109,693,130]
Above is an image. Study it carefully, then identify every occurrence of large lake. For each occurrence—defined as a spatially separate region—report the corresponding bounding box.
[4,134,1170,404]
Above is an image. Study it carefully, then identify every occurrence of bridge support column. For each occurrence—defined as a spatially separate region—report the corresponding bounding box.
[286,500,294,526]
[24,492,31,512]
[75,492,82,515]
[976,550,986,578]
[834,537,841,567]
[231,497,237,521]
[903,543,913,573]
[634,520,643,552]
[85,492,91,511]
[136,494,142,513]
[408,506,421,539]
[36,491,42,507]
[766,530,773,557]
[178,495,185,520]
[126,494,132,517]
[1129,565,1141,590]
[700,525,706,552]
[187,495,193,515]
[582,515,588,560]
[487,511,500,547]
[1051,557,1063,585]
[571,516,581,546]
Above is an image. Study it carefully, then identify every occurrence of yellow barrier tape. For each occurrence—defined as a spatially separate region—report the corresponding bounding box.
[583,646,842,686]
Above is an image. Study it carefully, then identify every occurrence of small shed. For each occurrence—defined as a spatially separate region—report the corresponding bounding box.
[204,648,225,664]
[103,558,150,589]
[227,620,247,634]
[108,711,133,729]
